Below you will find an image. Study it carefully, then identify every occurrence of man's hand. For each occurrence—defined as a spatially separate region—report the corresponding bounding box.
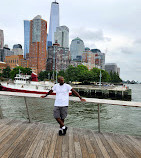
[41,95,46,98]
[80,98,86,102]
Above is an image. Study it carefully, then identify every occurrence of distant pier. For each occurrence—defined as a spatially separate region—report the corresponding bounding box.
[72,85,131,101]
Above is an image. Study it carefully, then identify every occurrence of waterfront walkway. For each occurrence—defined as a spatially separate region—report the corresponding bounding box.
[0,119,141,158]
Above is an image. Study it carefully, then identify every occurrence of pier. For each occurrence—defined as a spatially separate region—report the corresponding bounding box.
[0,118,141,158]
[72,85,131,101]
[0,91,141,157]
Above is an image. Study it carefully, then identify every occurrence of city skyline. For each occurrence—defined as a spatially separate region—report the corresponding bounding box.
[0,0,141,81]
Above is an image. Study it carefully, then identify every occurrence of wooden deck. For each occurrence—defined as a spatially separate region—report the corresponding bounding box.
[0,119,140,158]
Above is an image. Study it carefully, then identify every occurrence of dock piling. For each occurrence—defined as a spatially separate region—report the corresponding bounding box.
[0,106,3,119]
[98,104,101,133]
[24,97,32,123]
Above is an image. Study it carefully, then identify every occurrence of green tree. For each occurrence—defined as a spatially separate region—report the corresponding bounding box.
[101,70,110,82]
[57,70,65,78]
[10,66,32,80]
[2,66,11,78]
[90,67,100,82]
[38,71,54,81]
[64,65,79,82]
[109,71,122,83]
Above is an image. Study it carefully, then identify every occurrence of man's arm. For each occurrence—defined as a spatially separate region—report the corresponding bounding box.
[71,88,86,102]
[41,90,53,98]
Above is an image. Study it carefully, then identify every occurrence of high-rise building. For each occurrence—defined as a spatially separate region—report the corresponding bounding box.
[29,15,47,74]
[12,44,23,55]
[82,48,95,70]
[0,30,4,49]
[54,26,69,48]
[70,37,85,60]
[48,1,59,47]
[47,42,71,72]
[91,49,105,70]
[24,20,30,59]
[105,63,118,74]
[0,46,14,62]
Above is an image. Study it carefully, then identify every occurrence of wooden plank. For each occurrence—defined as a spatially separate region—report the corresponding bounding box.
[103,133,127,158]
[31,125,50,158]
[86,130,104,158]
[0,121,23,149]
[118,134,141,158]
[8,124,38,158]
[0,123,27,157]
[109,133,137,158]
[39,127,55,158]
[83,130,96,158]
[62,129,69,158]
[54,130,63,158]
[92,132,110,158]
[0,119,13,131]
[0,118,13,125]
[68,127,75,158]
[0,122,21,144]
[77,128,90,158]
[20,123,44,158]
[126,135,141,149]
[46,128,58,158]
[73,128,82,158]
[98,133,118,158]
[1,123,35,158]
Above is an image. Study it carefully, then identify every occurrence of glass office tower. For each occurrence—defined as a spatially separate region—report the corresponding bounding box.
[24,20,30,59]
[47,1,59,47]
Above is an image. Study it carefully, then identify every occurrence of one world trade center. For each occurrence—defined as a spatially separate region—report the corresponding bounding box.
[47,1,60,47]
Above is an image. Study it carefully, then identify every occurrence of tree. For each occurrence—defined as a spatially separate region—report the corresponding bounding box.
[10,66,32,80]
[90,67,100,82]
[2,66,11,78]
[109,71,122,83]
[64,65,79,82]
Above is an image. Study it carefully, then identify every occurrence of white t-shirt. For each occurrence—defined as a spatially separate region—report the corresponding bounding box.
[52,83,72,107]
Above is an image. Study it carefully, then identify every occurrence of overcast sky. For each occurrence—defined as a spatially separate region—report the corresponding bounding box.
[0,0,141,81]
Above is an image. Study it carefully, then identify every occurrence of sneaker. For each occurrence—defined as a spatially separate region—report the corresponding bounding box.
[59,129,63,136]
[62,126,68,135]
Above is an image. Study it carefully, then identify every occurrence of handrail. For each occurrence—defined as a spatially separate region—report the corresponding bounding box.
[0,91,141,107]
[0,91,141,133]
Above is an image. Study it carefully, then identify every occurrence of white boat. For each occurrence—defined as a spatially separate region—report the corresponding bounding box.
[0,73,55,95]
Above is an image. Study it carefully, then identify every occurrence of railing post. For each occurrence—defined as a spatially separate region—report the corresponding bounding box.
[24,97,31,123]
[98,104,101,133]
[0,106,3,119]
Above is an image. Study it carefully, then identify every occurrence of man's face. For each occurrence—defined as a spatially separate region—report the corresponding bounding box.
[58,77,64,85]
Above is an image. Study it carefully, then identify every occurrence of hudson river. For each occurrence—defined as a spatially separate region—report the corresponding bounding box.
[0,84,141,136]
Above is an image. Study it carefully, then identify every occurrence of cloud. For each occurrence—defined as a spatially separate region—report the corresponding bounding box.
[133,39,141,44]
[70,27,111,42]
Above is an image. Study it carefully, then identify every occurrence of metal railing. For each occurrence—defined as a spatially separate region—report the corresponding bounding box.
[0,91,141,133]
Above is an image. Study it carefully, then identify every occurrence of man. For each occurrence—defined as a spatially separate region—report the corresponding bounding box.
[41,76,86,136]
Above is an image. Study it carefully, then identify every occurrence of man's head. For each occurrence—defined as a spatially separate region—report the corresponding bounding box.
[58,76,64,85]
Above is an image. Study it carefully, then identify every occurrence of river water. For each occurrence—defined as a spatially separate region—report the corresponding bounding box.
[0,84,141,136]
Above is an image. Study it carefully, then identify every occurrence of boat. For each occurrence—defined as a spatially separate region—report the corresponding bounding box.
[0,72,72,95]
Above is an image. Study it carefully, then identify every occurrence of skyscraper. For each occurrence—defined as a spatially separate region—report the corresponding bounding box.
[47,42,71,72]
[70,37,85,60]
[12,44,23,55]
[47,1,59,47]
[24,20,30,59]
[29,15,47,74]
[54,26,69,48]
[0,30,4,49]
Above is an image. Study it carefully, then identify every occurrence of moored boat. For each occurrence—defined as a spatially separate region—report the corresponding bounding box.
[0,73,55,95]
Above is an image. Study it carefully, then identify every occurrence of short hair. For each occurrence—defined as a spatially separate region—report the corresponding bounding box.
[58,76,64,80]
